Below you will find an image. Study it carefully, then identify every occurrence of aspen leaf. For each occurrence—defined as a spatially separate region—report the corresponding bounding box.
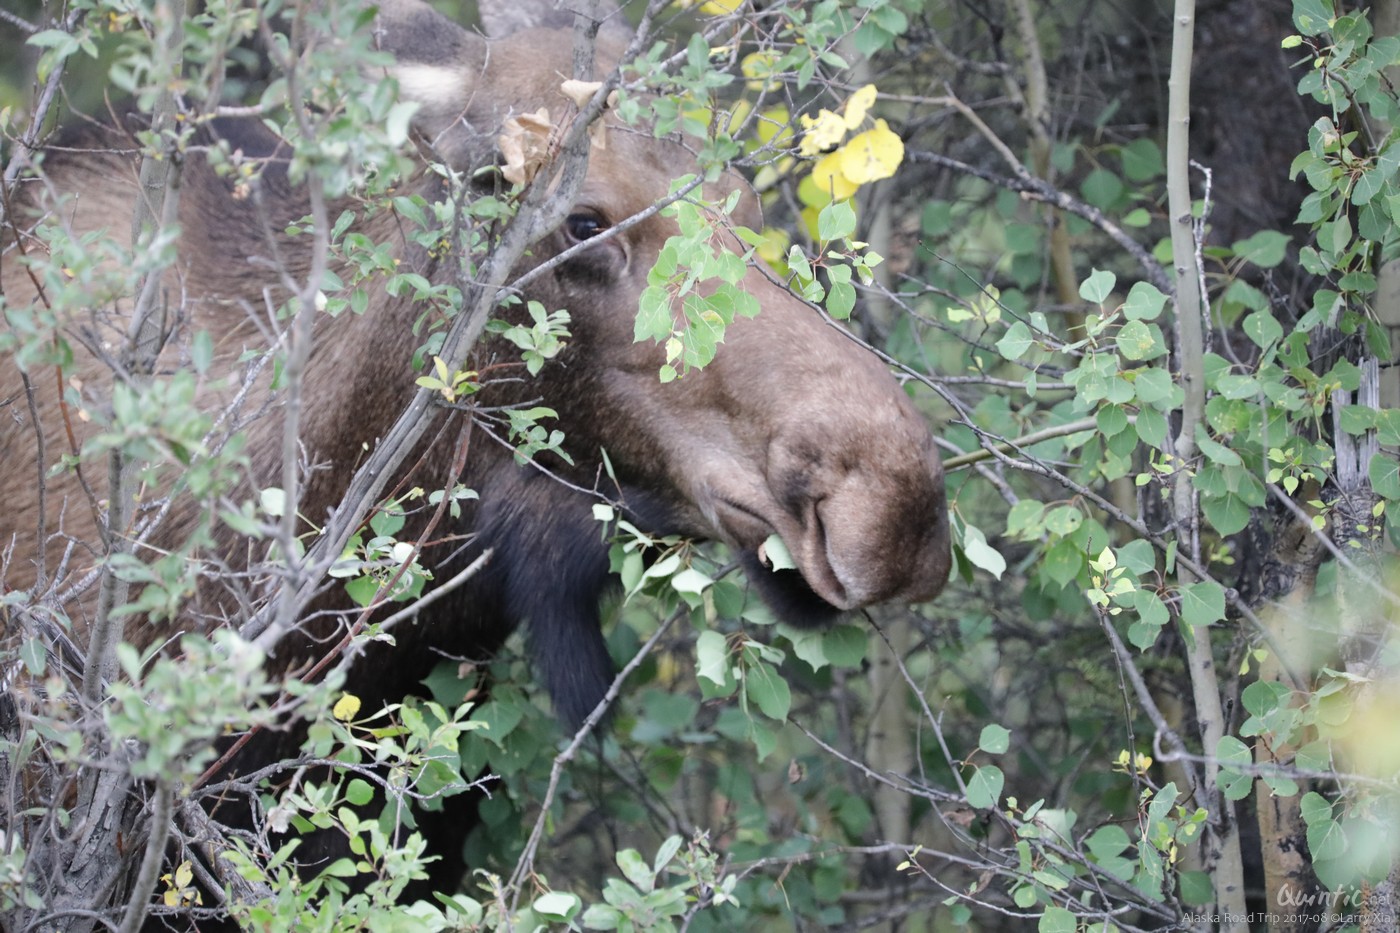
[742,50,781,91]
[842,83,878,129]
[758,533,797,571]
[559,79,604,108]
[498,108,553,185]
[810,151,859,200]
[798,109,847,156]
[960,523,1006,580]
[839,119,903,184]
[332,693,362,721]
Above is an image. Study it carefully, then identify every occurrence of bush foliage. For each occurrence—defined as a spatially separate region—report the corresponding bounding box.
[2,0,1399,930]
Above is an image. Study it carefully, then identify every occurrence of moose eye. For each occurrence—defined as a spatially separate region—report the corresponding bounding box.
[564,212,607,242]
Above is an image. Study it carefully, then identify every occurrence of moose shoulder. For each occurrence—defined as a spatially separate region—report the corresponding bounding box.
[0,0,949,906]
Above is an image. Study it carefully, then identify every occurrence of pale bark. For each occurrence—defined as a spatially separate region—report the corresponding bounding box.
[1165,0,1248,926]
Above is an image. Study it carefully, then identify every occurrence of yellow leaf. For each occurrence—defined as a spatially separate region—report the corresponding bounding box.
[741,50,781,92]
[842,84,878,130]
[798,109,847,156]
[755,226,790,271]
[754,106,793,150]
[810,151,859,201]
[174,861,193,889]
[722,98,752,136]
[840,119,903,184]
[699,0,741,14]
[164,889,181,908]
[332,693,362,722]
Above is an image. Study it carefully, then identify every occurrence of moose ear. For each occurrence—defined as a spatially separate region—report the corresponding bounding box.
[478,0,632,41]
[370,0,487,149]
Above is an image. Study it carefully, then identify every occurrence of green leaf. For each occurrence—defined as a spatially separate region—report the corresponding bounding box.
[1202,492,1252,536]
[761,533,797,571]
[784,625,831,672]
[345,779,374,806]
[1195,426,1242,466]
[1038,906,1076,933]
[1300,791,1332,825]
[827,279,856,318]
[1097,404,1130,437]
[1133,368,1175,407]
[965,764,1004,809]
[1215,735,1254,801]
[1122,281,1167,320]
[1307,813,1347,861]
[654,834,683,874]
[27,28,81,51]
[1080,168,1125,210]
[745,663,792,720]
[960,523,1006,579]
[1243,310,1284,349]
[1087,825,1131,860]
[997,320,1034,360]
[1119,138,1164,182]
[1132,414,1166,457]
[670,567,714,596]
[1215,373,1259,400]
[1043,506,1083,536]
[635,285,674,343]
[1006,499,1047,538]
[370,507,405,538]
[1133,589,1169,629]
[1368,452,1400,499]
[1179,581,1226,627]
[344,574,379,608]
[1231,230,1291,268]
[1339,405,1377,434]
[1042,538,1084,587]
[582,903,622,929]
[617,848,654,892]
[1147,782,1179,824]
[1115,320,1162,360]
[320,858,359,878]
[533,891,581,921]
[822,624,868,667]
[1179,870,1214,906]
[1117,539,1157,574]
[979,724,1011,754]
[817,200,857,241]
[1079,268,1117,304]
[695,630,730,686]
[19,637,45,677]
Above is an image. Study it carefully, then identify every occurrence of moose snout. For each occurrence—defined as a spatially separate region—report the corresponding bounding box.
[767,427,951,614]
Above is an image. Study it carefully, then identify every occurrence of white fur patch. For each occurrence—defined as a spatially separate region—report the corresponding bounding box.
[391,63,471,109]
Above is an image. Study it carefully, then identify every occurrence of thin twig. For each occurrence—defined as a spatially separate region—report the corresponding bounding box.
[507,603,686,900]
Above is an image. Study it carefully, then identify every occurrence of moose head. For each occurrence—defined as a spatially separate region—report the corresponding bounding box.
[0,0,950,913]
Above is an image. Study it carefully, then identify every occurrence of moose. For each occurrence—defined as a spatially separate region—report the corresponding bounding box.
[0,0,949,921]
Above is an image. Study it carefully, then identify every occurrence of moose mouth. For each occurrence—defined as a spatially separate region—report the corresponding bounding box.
[619,487,848,628]
[737,549,844,629]
[710,496,847,629]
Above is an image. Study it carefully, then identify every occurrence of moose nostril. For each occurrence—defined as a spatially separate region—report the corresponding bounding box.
[806,499,852,607]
